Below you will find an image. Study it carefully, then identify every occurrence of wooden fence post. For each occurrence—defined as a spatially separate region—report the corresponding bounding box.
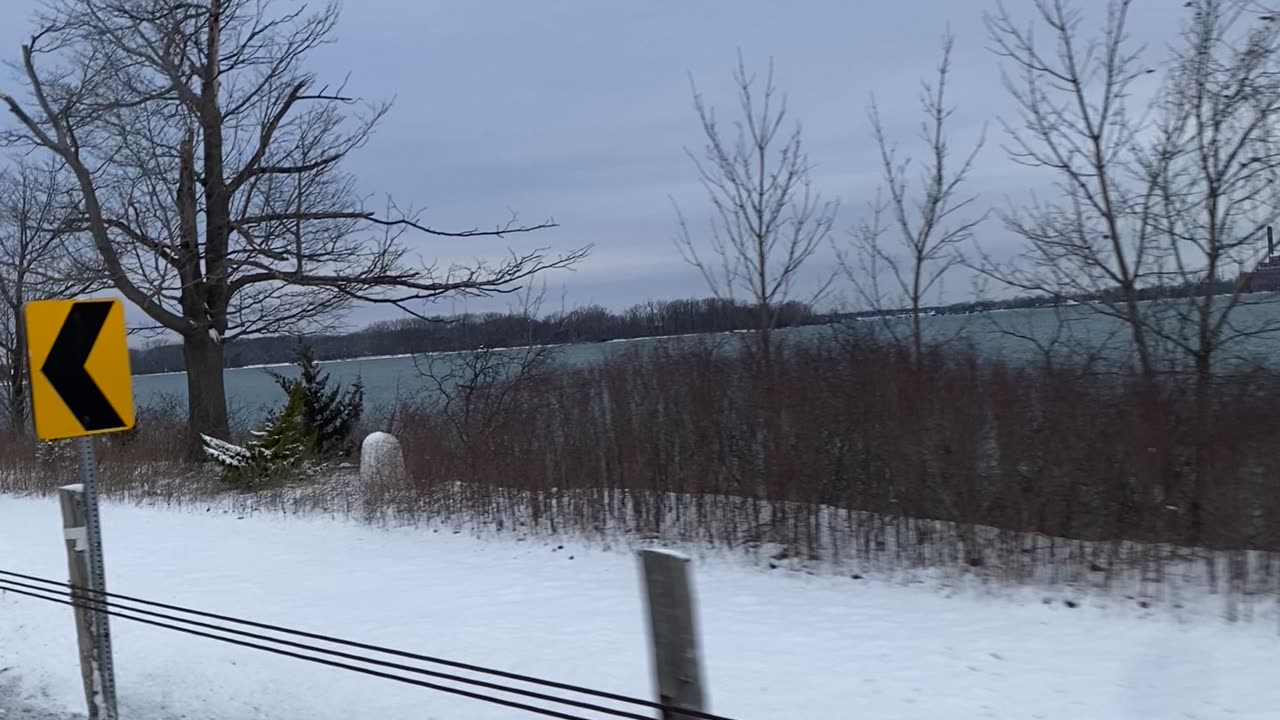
[58,483,117,720]
[638,548,706,720]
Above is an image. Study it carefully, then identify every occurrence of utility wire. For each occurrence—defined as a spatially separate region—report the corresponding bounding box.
[0,579,609,720]
[0,570,738,720]
[0,575,650,720]
[0,568,698,715]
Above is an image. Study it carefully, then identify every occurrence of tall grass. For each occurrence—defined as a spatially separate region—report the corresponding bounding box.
[380,332,1280,604]
[3,331,1279,609]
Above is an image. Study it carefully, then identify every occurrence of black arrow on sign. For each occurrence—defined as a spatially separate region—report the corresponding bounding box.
[41,301,124,431]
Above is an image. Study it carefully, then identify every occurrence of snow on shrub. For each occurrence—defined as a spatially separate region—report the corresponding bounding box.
[203,342,364,490]
[202,385,309,489]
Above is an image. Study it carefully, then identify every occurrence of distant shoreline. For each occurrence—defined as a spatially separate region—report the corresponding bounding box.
[131,327,767,378]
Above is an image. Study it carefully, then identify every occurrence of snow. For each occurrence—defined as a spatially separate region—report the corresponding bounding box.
[0,495,1278,719]
[199,434,249,468]
[0,675,77,720]
[639,547,690,562]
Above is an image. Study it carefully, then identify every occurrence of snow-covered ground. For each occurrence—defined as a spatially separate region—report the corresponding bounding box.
[1,495,1278,720]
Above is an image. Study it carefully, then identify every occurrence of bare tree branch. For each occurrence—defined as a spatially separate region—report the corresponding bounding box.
[842,30,987,362]
[0,156,105,432]
[981,0,1161,377]
[0,0,582,441]
[673,51,838,362]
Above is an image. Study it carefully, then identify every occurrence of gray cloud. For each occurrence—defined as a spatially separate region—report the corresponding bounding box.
[1,0,1189,334]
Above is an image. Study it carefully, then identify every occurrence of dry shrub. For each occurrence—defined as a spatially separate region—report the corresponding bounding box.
[386,333,1280,595]
[0,393,211,501]
[2,332,1277,602]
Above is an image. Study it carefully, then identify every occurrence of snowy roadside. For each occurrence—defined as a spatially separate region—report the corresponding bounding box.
[0,676,78,720]
[0,701,77,719]
[1,494,1278,719]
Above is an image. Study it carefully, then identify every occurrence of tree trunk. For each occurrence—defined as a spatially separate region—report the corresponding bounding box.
[912,261,924,368]
[8,349,26,435]
[182,332,230,454]
[1189,351,1212,547]
[6,315,29,435]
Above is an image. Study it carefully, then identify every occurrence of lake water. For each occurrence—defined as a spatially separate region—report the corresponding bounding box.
[131,297,1280,424]
[132,330,746,424]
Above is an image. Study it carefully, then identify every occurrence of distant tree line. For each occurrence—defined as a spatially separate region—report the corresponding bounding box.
[837,273,1263,320]
[127,297,821,374]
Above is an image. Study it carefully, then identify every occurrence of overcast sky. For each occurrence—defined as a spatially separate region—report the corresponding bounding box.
[0,0,1187,334]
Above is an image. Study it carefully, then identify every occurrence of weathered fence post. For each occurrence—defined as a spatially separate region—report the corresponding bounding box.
[58,479,118,720]
[638,548,707,720]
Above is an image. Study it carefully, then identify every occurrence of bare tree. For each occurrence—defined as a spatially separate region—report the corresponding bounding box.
[1144,0,1280,376]
[1143,0,1280,542]
[673,53,837,365]
[986,0,1280,542]
[670,53,837,511]
[844,32,986,364]
[0,0,585,445]
[0,157,99,434]
[983,0,1161,377]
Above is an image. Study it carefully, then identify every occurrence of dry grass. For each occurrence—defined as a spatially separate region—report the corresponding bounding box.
[378,334,1280,608]
[2,333,1279,615]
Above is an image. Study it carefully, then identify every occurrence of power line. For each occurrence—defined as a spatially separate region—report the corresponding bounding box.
[0,580,608,720]
[0,575,650,720]
[0,568,703,715]
[0,570,739,720]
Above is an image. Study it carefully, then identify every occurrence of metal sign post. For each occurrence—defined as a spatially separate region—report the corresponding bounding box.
[26,298,134,720]
[78,436,117,719]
